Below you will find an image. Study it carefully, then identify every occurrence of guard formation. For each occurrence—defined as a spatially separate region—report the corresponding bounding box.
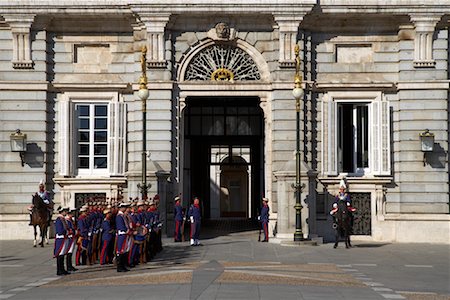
[42,184,272,275]
[52,195,163,275]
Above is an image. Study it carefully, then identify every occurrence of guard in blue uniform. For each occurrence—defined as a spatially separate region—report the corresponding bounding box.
[174,196,183,242]
[75,205,89,265]
[115,202,130,272]
[100,209,114,265]
[65,208,78,272]
[54,206,69,275]
[188,197,201,246]
[259,198,270,242]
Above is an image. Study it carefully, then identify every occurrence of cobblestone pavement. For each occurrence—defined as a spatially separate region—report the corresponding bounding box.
[0,229,449,300]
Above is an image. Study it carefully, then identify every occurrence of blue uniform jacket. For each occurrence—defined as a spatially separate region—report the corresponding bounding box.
[102,219,113,241]
[260,205,269,223]
[188,204,201,222]
[77,215,88,238]
[335,192,351,204]
[174,203,183,221]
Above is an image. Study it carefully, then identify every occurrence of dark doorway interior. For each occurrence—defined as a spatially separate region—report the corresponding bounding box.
[183,96,264,220]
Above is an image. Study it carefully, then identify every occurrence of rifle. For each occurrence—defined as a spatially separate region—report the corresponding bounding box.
[257,215,261,242]
[181,207,187,242]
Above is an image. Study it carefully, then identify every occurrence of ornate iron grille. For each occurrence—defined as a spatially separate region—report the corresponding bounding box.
[184,44,261,81]
[75,193,106,209]
[350,192,372,235]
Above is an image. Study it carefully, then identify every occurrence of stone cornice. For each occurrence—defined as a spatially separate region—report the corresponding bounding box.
[396,80,450,90]
[0,81,49,90]
[0,0,316,15]
[319,1,450,14]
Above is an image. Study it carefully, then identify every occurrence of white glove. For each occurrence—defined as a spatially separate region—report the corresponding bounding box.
[190,216,194,223]
[332,203,338,208]
[257,216,261,221]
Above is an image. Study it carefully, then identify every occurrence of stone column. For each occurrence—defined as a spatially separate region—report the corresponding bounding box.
[4,14,35,69]
[274,15,304,68]
[274,160,311,240]
[140,14,171,68]
[410,14,442,68]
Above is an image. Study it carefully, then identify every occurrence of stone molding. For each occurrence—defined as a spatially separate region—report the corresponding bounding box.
[410,14,443,68]
[137,14,171,68]
[3,14,35,69]
[273,15,305,68]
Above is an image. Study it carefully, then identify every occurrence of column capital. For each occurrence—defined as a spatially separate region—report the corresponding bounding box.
[409,14,443,68]
[273,15,305,68]
[3,14,36,69]
[136,13,171,68]
[410,14,442,32]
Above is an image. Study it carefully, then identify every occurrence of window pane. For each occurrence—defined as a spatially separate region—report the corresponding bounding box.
[357,106,369,168]
[95,118,107,129]
[78,157,89,168]
[191,107,201,114]
[237,116,250,135]
[94,144,107,155]
[227,107,237,114]
[339,104,354,173]
[202,116,213,135]
[77,105,89,116]
[213,117,224,135]
[191,116,201,135]
[94,157,107,168]
[202,107,212,114]
[213,107,224,114]
[79,144,89,155]
[95,105,107,116]
[79,131,89,142]
[94,131,107,142]
[78,118,89,129]
[250,116,260,135]
[238,107,249,114]
[226,116,237,135]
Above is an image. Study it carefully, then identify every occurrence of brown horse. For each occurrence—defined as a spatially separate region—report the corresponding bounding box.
[31,194,51,247]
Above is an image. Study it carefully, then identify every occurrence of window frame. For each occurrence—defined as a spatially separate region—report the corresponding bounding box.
[58,92,126,178]
[321,91,390,177]
[75,102,109,175]
[337,101,371,175]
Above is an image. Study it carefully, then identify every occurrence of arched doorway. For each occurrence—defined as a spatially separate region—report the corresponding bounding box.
[220,156,249,218]
[182,96,264,220]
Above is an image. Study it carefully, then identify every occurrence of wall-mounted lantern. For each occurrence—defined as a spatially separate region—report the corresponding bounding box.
[10,129,27,166]
[419,129,434,166]
[420,129,434,152]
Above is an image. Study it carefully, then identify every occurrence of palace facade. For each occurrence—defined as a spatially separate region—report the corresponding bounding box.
[0,0,449,243]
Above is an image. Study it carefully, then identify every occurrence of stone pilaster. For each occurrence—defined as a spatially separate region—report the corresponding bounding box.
[410,14,442,68]
[273,15,304,68]
[3,14,35,69]
[140,14,171,68]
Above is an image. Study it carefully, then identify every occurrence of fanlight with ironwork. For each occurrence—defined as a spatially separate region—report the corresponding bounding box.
[184,44,261,81]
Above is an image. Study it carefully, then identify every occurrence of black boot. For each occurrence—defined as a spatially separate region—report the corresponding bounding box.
[66,254,78,271]
[29,214,33,226]
[117,254,128,272]
[81,251,87,265]
[121,254,130,272]
[60,256,70,275]
[56,256,63,275]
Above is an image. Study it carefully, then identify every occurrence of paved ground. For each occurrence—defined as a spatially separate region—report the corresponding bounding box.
[0,229,449,300]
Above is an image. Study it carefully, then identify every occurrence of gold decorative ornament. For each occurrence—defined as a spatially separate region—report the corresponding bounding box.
[139,46,148,89]
[211,68,234,81]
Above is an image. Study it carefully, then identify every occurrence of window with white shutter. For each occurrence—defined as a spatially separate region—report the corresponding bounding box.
[321,91,390,177]
[58,92,126,177]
